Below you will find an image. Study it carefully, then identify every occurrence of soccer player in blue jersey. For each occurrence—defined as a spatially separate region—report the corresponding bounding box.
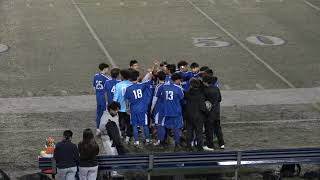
[113,69,133,143]
[156,73,184,151]
[159,61,168,72]
[150,71,166,146]
[190,62,200,78]
[177,60,193,91]
[129,60,139,70]
[93,63,110,135]
[104,68,121,105]
[124,70,152,146]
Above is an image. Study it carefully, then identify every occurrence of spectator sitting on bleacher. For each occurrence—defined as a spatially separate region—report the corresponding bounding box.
[53,130,79,180]
[78,129,99,180]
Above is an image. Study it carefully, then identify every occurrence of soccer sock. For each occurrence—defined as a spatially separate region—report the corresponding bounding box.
[174,128,180,145]
[156,126,165,141]
[143,125,150,140]
[132,125,139,142]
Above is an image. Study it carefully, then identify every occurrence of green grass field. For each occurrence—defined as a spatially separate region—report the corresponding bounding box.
[0,0,320,178]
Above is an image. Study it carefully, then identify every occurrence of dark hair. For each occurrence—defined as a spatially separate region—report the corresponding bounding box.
[63,130,73,140]
[129,60,138,67]
[177,61,188,69]
[202,76,217,85]
[204,69,214,76]
[166,64,176,74]
[128,69,140,81]
[79,129,99,157]
[160,61,168,67]
[171,73,182,81]
[110,68,120,79]
[190,62,199,69]
[120,69,129,80]
[82,128,94,143]
[200,66,209,72]
[157,71,166,81]
[108,101,121,111]
[189,78,201,89]
[99,63,109,71]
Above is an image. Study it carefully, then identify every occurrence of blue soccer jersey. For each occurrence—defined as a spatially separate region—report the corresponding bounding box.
[143,80,155,105]
[93,73,111,104]
[104,79,121,105]
[124,81,152,114]
[156,82,184,117]
[113,80,133,112]
[165,75,172,83]
[177,71,193,91]
[152,83,165,125]
[153,83,164,114]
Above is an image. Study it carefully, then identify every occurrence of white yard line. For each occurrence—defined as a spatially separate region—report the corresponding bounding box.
[1,118,318,133]
[223,118,320,125]
[187,0,295,89]
[302,0,320,11]
[0,128,68,133]
[70,0,117,67]
[0,87,319,114]
[255,83,265,90]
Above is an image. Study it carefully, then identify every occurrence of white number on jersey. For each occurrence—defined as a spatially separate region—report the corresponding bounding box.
[166,91,174,100]
[133,89,143,99]
[111,86,116,94]
[121,87,126,96]
[95,80,104,90]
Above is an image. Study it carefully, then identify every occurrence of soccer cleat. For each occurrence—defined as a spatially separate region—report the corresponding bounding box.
[203,146,215,151]
[145,139,152,145]
[125,136,130,144]
[134,141,140,146]
[220,145,225,149]
[111,171,123,177]
[153,140,161,146]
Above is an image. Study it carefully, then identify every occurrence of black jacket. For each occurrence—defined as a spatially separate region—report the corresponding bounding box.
[204,83,222,120]
[184,88,208,122]
[78,141,99,167]
[54,140,79,169]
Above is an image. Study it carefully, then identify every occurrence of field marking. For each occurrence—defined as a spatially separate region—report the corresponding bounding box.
[0,87,319,114]
[197,0,295,88]
[223,118,319,125]
[70,0,117,67]
[255,83,265,90]
[302,0,320,11]
[1,118,318,133]
[208,0,216,5]
[0,128,67,133]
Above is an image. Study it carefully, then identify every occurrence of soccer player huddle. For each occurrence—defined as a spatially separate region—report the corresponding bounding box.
[93,60,224,153]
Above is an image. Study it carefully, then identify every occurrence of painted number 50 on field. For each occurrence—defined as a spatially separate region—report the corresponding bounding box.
[193,35,286,48]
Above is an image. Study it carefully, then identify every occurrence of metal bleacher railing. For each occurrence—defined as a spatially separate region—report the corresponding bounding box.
[39,147,320,180]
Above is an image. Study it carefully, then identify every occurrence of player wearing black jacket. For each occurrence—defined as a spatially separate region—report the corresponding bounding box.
[184,78,208,151]
[203,76,225,150]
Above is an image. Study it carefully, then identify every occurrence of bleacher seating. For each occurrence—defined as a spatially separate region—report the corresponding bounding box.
[38,147,320,180]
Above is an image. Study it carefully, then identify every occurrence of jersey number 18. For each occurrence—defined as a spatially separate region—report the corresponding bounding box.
[133,89,143,99]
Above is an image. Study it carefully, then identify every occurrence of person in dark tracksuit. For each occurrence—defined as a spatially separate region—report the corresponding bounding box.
[203,76,225,150]
[184,78,208,151]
